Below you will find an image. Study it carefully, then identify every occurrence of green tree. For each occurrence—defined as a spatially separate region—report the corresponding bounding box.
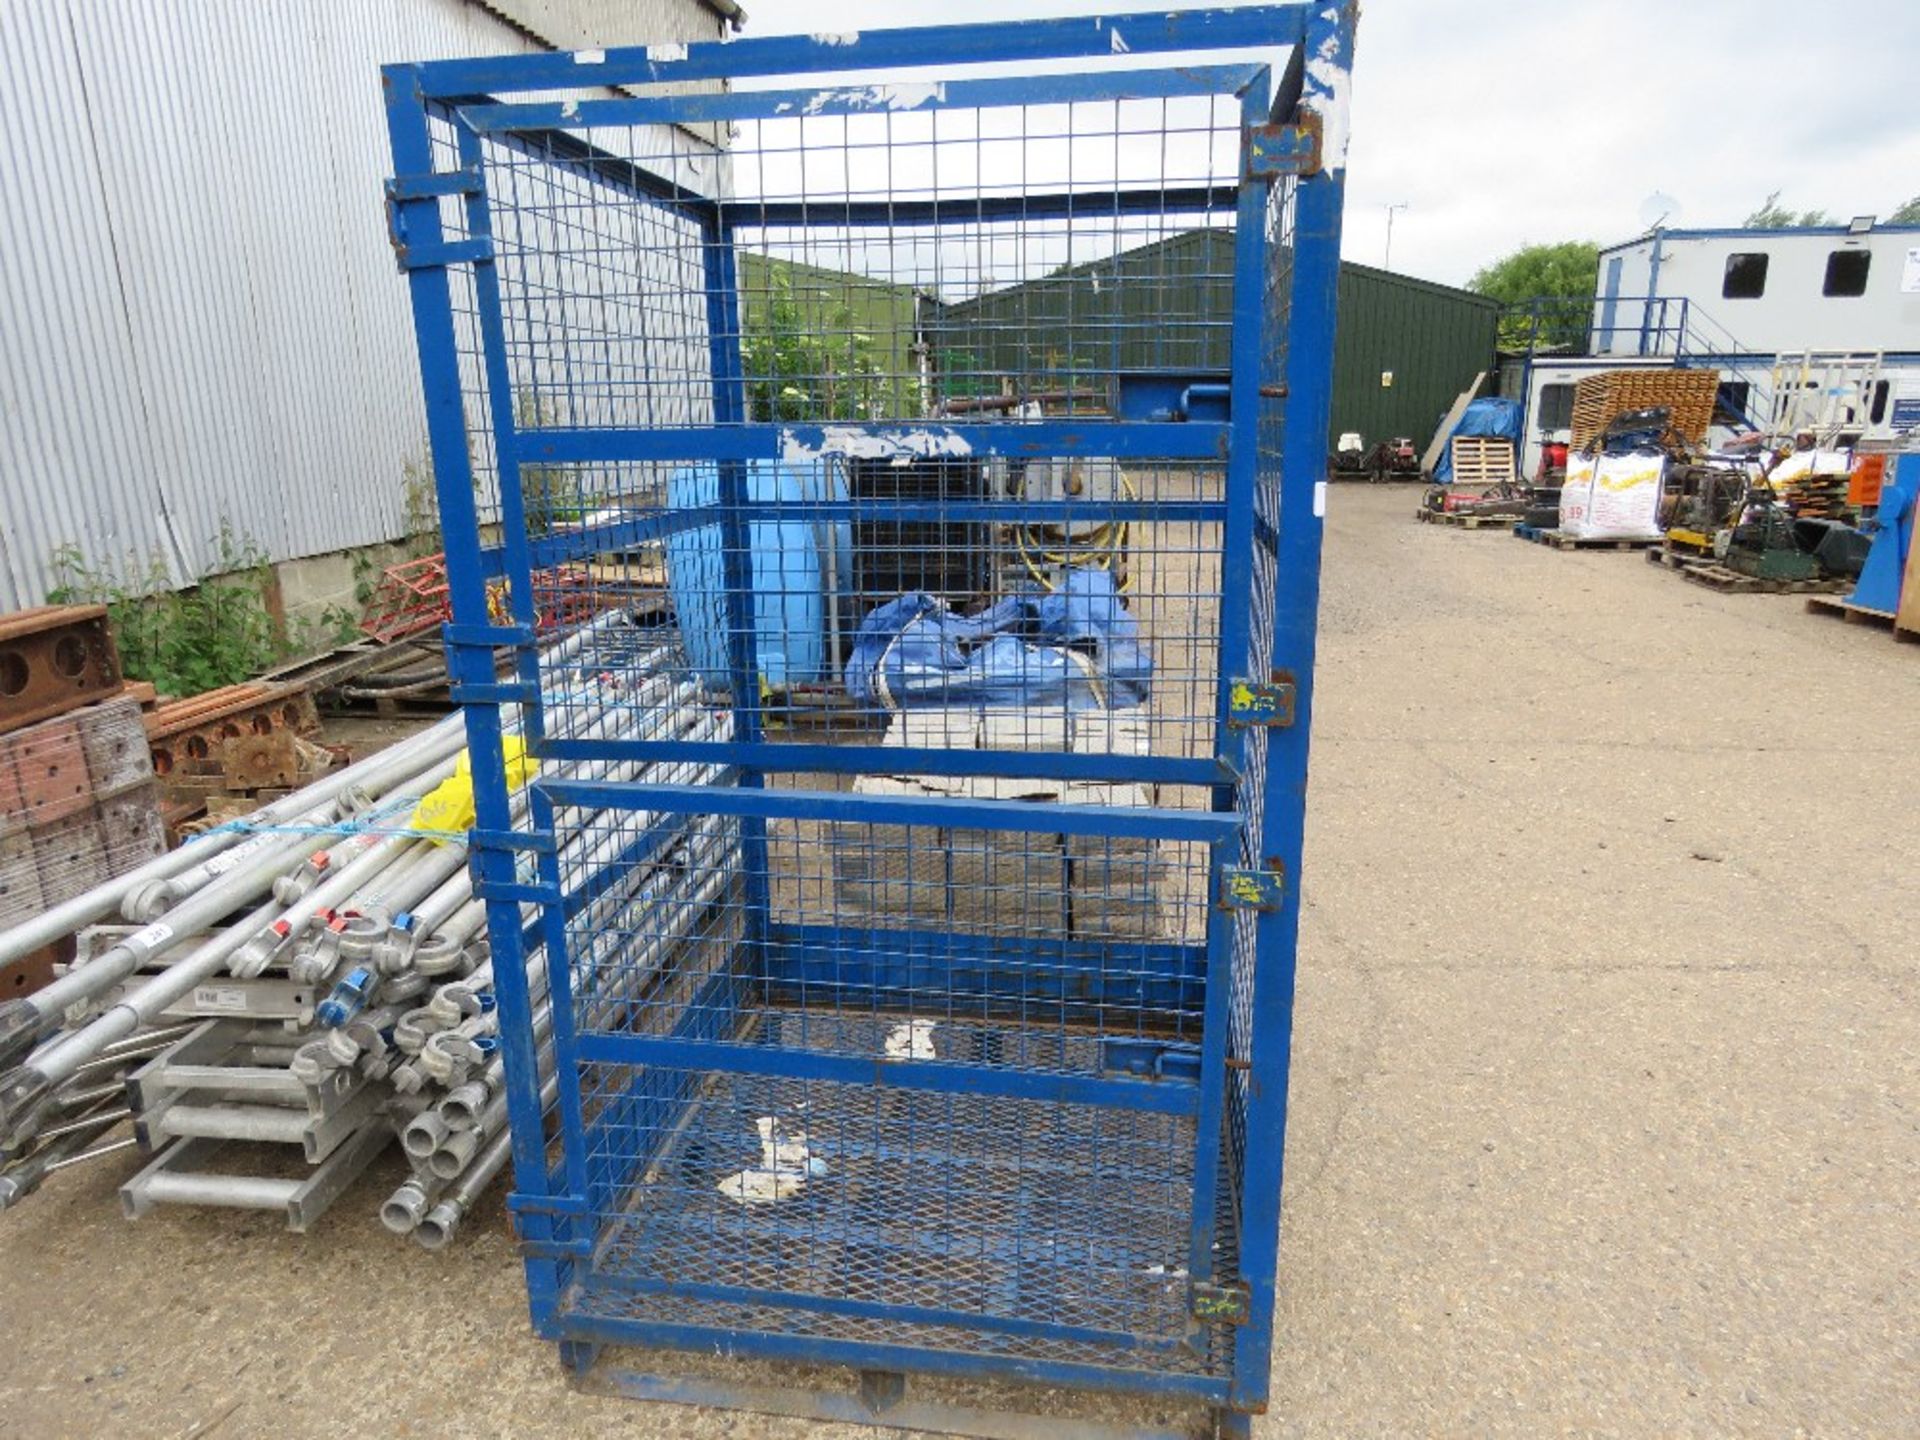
[741,267,891,422]
[1468,240,1601,351]
[1888,194,1920,224]
[1744,191,1832,229]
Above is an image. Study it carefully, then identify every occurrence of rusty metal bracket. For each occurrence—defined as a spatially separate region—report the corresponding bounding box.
[1218,865,1286,912]
[1226,678,1297,729]
[1244,115,1321,178]
[1190,1279,1252,1325]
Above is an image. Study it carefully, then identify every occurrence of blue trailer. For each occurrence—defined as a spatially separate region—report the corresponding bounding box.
[384,7,1355,1435]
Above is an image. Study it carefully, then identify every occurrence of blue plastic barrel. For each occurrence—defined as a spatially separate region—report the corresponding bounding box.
[664,459,850,689]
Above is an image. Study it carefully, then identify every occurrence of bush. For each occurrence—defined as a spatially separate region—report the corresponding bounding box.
[47,527,354,696]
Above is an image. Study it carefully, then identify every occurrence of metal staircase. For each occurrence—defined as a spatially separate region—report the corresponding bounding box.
[1501,293,1782,435]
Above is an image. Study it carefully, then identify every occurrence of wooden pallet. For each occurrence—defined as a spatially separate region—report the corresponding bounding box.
[1803,595,1920,640]
[1651,540,1835,588]
[1676,561,1844,595]
[1569,368,1720,450]
[1447,435,1515,488]
[1415,508,1518,530]
[1513,524,1658,551]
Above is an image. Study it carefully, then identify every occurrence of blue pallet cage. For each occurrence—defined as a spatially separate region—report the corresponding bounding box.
[384,7,1353,1436]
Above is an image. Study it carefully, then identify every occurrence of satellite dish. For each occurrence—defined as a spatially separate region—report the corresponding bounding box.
[1638,191,1681,231]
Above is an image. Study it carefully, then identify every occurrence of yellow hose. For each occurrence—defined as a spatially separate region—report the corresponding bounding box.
[1013,469,1136,594]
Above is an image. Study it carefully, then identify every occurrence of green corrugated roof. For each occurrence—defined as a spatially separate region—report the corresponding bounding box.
[937,230,1497,448]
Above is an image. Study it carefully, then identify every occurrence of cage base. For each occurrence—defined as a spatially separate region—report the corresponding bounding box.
[576,1009,1209,1362]
[572,1351,1226,1440]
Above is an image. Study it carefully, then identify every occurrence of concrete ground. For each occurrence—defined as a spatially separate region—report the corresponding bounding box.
[2,484,1915,1438]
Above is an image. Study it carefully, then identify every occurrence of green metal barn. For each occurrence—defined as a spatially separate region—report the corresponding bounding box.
[932,229,1497,453]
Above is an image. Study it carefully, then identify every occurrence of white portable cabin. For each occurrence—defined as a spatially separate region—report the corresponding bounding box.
[1500,223,1920,472]
[1592,223,1920,359]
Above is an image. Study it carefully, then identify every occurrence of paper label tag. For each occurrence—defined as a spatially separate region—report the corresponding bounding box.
[193,986,249,1013]
[207,821,289,872]
[130,922,175,952]
[1313,480,1328,517]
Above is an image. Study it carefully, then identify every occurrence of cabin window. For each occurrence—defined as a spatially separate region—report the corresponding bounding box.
[1870,380,1890,425]
[1537,383,1575,431]
[1723,252,1769,299]
[1824,249,1871,297]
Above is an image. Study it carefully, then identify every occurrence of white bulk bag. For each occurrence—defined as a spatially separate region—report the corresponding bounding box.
[1585,452,1665,539]
[1558,452,1596,533]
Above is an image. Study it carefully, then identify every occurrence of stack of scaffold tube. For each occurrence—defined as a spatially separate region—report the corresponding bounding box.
[0,613,727,1242]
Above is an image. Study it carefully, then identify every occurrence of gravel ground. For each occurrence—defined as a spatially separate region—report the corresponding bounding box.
[1,484,1914,1438]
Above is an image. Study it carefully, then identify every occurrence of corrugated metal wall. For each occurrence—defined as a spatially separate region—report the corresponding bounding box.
[936,231,1497,451]
[932,229,1235,395]
[0,0,719,611]
[1331,261,1500,453]
[478,0,737,48]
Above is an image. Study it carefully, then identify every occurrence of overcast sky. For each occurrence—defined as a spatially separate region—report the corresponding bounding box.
[731,0,1920,289]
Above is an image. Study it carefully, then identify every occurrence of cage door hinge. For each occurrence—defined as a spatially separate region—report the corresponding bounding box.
[384,169,491,271]
[1219,864,1286,912]
[507,1189,593,1258]
[507,1189,590,1219]
[468,828,556,856]
[450,680,537,706]
[1190,1279,1252,1326]
[518,1235,594,1260]
[1226,678,1297,729]
[471,875,561,906]
[1244,116,1321,178]
[443,621,536,650]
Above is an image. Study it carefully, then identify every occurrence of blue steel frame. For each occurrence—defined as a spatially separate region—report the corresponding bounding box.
[384,7,1354,1435]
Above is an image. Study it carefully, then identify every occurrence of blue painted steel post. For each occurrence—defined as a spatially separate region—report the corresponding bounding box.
[448,123,601,1230]
[1230,1,1356,1419]
[454,123,548,755]
[381,69,565,1327]
[447,122,600,1260]
[1189,61,1274,1296]
[1643,229,1666,355]
[702,217,775,973]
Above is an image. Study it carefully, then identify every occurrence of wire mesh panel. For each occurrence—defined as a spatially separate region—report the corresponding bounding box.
[385,8,1354,1435]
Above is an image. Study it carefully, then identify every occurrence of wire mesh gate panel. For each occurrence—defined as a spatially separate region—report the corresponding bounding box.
[384,7,1353,1435]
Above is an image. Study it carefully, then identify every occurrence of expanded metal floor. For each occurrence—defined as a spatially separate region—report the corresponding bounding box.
[573,1010,1225,1378]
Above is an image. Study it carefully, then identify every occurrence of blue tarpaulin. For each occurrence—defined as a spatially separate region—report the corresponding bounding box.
[1433,396,1523,482]
[845,568,1152,711]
